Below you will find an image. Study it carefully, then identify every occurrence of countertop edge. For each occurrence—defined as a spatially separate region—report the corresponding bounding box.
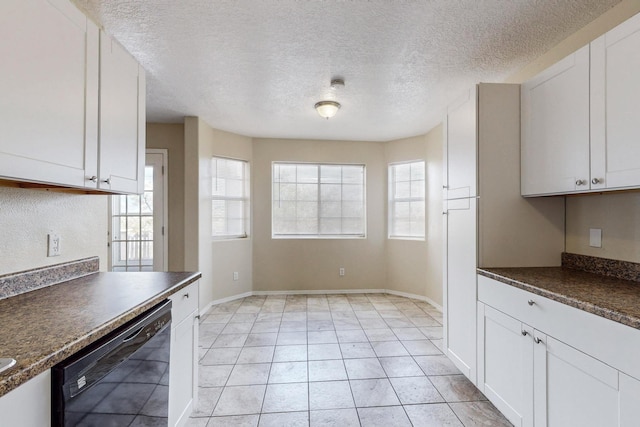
[0,272,201,398]
[477,268,640,330]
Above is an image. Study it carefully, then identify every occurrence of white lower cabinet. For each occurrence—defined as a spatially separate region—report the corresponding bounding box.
[169,281,199,427]
[0,370,51,427]
[477,304,533,427]
[478,275,640,427]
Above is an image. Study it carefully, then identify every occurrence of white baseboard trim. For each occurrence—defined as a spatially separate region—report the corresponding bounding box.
[200,291,252,315]
[384,289,443,312]
[252,289,384,296]
[201,289,443,313]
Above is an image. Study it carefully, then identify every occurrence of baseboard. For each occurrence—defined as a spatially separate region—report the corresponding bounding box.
[200,291,252,315]
[384,289,443,312]
[201,289,442,313]
[252,289,384,296]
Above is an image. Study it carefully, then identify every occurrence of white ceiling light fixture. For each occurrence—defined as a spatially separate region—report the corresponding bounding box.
[315,79,344,119]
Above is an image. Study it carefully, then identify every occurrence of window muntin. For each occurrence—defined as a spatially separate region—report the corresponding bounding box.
[389,160,425,239]
[212,157,250,239]
[272,162,366,238]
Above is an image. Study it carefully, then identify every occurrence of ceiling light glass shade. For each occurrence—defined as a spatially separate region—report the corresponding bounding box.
[315,100,341,119]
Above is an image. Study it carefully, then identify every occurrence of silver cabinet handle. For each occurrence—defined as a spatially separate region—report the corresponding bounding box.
[183,293,189,299]
[528,300,535,306]
[442,212,447,215]
[102,178,111,184]
[521,330,529,336]
[195,315,200,320]
[575,179,586,186]
[592,178,602,185]
[87,176,97,182]
[534,337,543,344]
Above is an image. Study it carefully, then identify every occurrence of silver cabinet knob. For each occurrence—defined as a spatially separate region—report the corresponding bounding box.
[534,337,543,344]
[521,330,529,336]
[528,300,535,306]
[87,176,97,182]
[183,293,189,299]
[592,178,602,185]
[442,212,447,215]
[575,179,586,186]
[443,185,448,189]
[102,178,111,184]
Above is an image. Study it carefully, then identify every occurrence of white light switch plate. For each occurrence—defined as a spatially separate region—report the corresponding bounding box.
[589,228,602,248]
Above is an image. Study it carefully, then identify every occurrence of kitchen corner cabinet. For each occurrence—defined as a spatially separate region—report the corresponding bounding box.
[0,370,51,427]
[0,0,145,194]
[169,281,199,427]
[477,275,640,427]
[522,11,640,196]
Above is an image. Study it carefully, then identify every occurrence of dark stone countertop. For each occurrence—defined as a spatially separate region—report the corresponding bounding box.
[478,267,640,330]
[0,271,201,397]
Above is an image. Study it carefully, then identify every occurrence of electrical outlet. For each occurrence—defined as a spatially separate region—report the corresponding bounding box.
[589,228,602,248]
[339,267,345,277]
[233,272,239,281]
[48,234,61,257]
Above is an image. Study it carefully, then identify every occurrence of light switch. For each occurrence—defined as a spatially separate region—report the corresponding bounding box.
[589,228,602,248]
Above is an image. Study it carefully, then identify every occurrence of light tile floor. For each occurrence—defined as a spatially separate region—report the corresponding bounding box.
[187,293,512,427]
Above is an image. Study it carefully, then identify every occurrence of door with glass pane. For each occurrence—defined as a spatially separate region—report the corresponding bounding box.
[109,150,167,271]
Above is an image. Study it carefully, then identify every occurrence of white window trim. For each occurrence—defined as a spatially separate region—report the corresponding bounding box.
[388,159,426,241]
[212,156,251,240]
[271,161,367,239]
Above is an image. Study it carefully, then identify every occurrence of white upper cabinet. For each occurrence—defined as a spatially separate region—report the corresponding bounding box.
[98,33,146,194]
[591,12,640,191]
[0,0,99,189]
[521,45,590,196]
[0,0,145,194]
[444,89,477,200]
[522,12,640,196]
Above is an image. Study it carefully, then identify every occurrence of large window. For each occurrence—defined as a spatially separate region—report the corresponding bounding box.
[388,160,425,239]
[272,162,366,238]
[212,157,250,239]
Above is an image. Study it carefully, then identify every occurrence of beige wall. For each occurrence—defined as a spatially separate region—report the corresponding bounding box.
[146,123,186,271]
[0,186,107,275]
[252,138,387,292]
[184,117,253,309]
[384,135,430,298]
[424,126,444,306]
[507,0,640,263]
[566,193,640,262]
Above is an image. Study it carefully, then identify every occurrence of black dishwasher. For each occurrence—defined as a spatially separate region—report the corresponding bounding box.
[52,300,172,427]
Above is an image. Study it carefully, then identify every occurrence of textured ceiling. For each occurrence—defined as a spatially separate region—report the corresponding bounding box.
[72,0,620,141]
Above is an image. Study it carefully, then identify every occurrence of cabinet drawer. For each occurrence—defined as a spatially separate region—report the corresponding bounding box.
[478,275,640,381]
[170,281,199,324]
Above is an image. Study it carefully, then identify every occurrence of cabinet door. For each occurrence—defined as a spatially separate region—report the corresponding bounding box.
[591,12,640,191]
[477,304,533,427]
[620,372,640,427]
[521,45,590,196]
[0,370,51,427]
[444,88,477,199]
[169,312,197,427]
[444,197,477,383]
[533,334,619,427]
[99,32,145,194]
[0,0,99,188]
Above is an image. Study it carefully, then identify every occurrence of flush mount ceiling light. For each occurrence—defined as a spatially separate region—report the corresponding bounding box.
[314,100,341,119]
[315,78,344,119]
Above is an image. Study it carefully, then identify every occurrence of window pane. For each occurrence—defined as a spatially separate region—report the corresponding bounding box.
[141,192,153,214]
[272,162,365,238]
[389,161,425,239]
[144,166,154,191]
[212,156,250,238]
[127,194,140,215]
[141,217,153,240]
